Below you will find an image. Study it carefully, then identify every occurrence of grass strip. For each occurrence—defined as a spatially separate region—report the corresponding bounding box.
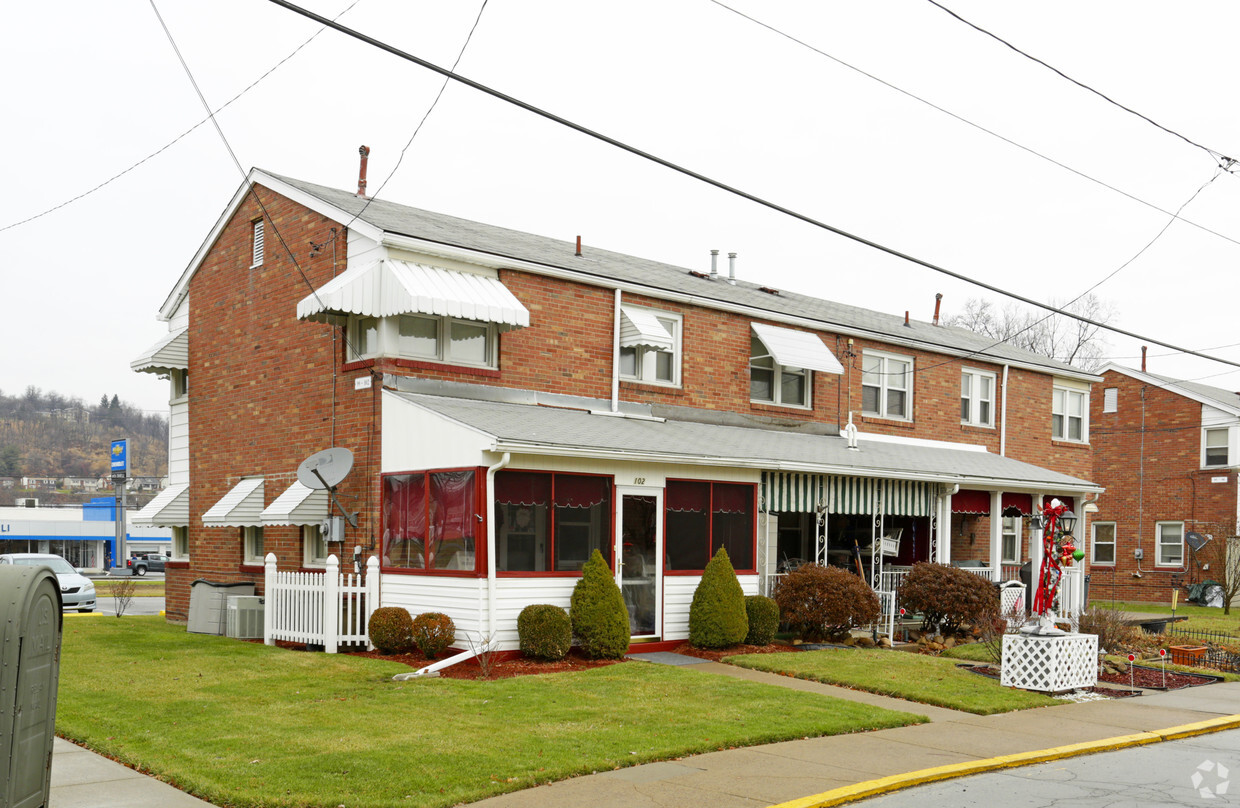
[57,618,925,808]
[726,649,1059,714]
[93,580,165,597]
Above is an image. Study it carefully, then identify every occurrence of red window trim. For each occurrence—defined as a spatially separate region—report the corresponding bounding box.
[663,479,757,575]
[494,469,615,575]
[380,466,487,576]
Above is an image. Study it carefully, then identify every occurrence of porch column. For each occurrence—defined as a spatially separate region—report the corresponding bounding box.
[989,491,1003,573]
[937,493,951,564]
[1030,492,1045,591]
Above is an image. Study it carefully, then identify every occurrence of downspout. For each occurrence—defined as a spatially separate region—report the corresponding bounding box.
[1000,365,1009,456]
[612,289,621,412]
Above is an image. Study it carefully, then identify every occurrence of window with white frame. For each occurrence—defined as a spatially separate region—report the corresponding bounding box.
[303,524,329,567]
[1204,427,1229,467]
[242,525,265,565]
[1001,516,1021,563]
[1091,522,1115,565]
[251,219,264,267]
[1052,386,1087,442]
[618,306,680,386]
[171,526,189,561]
[961,369,995,427]
[1156,521,1183,566]
[750,333,809,407]
[861,351,911,420]
[1103,387,1118,413]
[347,314,497,368]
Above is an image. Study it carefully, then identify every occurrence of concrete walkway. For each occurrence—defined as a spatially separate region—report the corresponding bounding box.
[47,656,1240,808]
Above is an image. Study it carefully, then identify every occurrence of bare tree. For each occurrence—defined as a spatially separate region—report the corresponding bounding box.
[944,294,1116,371]
[1195,532,1240,616]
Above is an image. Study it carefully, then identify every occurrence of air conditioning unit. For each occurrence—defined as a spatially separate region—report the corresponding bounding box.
[225,595,265,640]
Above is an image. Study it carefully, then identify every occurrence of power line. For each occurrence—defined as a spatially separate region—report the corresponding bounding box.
[706,0,1240,252]
[264,0,1240,373]
[925,0,1238,171]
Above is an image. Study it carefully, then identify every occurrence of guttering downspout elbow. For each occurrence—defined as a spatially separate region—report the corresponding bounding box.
[486,452,511,637]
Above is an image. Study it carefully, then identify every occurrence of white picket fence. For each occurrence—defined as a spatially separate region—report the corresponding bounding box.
[263,553,379,653]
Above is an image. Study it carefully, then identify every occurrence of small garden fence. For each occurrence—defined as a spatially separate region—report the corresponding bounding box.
[1160,628,1240,673]
[263,554,379,653]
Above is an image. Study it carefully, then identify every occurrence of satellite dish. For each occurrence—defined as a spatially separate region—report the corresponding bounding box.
[297,448,354,490]
[1185,532,1211,552]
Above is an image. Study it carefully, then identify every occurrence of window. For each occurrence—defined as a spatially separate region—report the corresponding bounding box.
[665,481,755,572]
[749,334,810,407]
[493,471,612,573]
[1156,521,1183,566]
[1052,386,1087,442]
[251,219,264,267]
[172,369,189,400]
[618,305,680,386]
[1001,517,1021,563]
[348,315,497,368]
[303,524,329,567]
[242,525,264,565]
[1103,387,1118,413]
[1091,522,1116,565]
[382,469,479,572]
[171,526,189,561]
[961,369,995,427]
[1204,428,1229,467]
[861,352,911,420]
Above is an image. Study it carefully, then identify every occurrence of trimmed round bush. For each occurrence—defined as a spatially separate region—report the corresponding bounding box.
[744,595,779,646]
[689,547,748,649]
[518,604,572,661]
[898,562,998,635]
[773,564,879,643]
[368,606,413,654]
[411,612,456,658]
[570,549,630,659]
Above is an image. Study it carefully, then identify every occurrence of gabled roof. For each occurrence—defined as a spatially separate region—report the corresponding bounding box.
[1100,363,1240,416]
[159,169,1099,382]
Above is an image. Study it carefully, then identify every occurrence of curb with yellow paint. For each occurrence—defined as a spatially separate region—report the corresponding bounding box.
[768,715,1240,808]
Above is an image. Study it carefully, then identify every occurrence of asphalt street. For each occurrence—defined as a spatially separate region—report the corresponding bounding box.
[855,727,1240,807]
[89,596,166,617]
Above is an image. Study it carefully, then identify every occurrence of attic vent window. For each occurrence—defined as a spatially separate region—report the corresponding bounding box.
[251,219,265,267]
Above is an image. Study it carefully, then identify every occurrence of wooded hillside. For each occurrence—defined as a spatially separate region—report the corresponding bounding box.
[0,387,167,479]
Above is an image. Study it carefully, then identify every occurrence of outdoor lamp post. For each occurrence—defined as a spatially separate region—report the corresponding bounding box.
[1025,498,1079,635]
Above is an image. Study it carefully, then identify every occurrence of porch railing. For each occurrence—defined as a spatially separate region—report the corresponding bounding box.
[264,554,379,652]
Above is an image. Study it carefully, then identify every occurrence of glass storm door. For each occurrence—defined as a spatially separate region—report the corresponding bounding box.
[616,488,662,638]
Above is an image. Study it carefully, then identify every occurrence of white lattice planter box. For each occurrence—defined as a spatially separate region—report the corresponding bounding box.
[1001,632,1098,693]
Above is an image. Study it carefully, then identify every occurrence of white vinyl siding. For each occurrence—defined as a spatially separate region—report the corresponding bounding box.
[1156,521,1183,567]
[861,351,912,420]
[1091,522,1115,565]
[961,369,995,427]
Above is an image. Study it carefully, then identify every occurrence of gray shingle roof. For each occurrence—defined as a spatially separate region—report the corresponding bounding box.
[269,171,1095,379]
[391,390,1098,492]
[1144,371,1240,413]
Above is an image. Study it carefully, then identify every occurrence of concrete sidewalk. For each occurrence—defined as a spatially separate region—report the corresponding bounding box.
[48,663,1240,808]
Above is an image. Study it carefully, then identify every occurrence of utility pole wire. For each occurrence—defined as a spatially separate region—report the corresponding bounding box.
[264,0,1240,372]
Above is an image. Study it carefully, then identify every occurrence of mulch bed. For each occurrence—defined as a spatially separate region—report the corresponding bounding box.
[669,642,802,662]
[961,662,1220,696]
[348,646,623,680]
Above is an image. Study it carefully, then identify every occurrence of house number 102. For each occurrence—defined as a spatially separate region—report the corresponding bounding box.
[633,477,646,485]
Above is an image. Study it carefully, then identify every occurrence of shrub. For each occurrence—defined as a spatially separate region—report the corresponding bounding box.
[774,564,880,642]
[570,549,630,659]
[689,547,749,648]
[411,612,456,659]
[898,562,998,635]
[518,604,572,661]
[1077,604,1142,654]
[744,595,779,645]
[368,606,413,654]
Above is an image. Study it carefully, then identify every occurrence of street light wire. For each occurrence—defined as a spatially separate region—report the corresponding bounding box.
[263,0,1240,372]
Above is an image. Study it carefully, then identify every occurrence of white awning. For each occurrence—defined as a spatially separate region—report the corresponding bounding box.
[296,259,529,330]
[130,328,189,374]
[751,323,843,374]
[261,481,328,526]
[130,483,189,526]
[202,477,265,527]
[620,306,674,351]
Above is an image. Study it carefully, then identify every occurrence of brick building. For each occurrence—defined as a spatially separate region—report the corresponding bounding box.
[131,165,1100,648]
[1089,364,1239,604]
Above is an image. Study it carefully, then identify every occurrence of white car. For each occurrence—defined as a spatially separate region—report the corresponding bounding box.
[0,553,97,612]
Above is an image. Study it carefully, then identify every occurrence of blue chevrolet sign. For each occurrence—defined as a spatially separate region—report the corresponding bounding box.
[110,439,127,474]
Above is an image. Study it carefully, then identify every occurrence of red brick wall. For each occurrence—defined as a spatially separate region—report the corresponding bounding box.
[1089,370,1237,603]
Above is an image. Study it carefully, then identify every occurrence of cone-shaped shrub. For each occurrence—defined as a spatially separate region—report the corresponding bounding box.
[744,594,779,645]
[518,604,572,661]
[368,606,413,654]
[570,549,630,659]
[689,547,748,648]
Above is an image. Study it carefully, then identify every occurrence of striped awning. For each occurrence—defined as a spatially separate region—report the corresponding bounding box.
[130,328,188,374]
[130,483,189,527]
[762,473,933,517]
[620,306,674,351]
[297,259,529,330]
[203,477,265,527]
[261,481,328,526]
[751,323,843,374]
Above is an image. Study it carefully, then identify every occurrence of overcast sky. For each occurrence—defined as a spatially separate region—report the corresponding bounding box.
[3,0,1238,417]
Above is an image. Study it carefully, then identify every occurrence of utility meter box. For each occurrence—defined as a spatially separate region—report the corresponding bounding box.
[0,563,63,808]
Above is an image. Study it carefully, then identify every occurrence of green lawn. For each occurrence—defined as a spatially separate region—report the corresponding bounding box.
[726,649,1059,714]
[57,618,925,808]
[1094,600,1239,637]
[94,579,164,598]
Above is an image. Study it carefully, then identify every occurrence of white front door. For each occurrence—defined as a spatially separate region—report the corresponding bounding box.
[615,486,663,638]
